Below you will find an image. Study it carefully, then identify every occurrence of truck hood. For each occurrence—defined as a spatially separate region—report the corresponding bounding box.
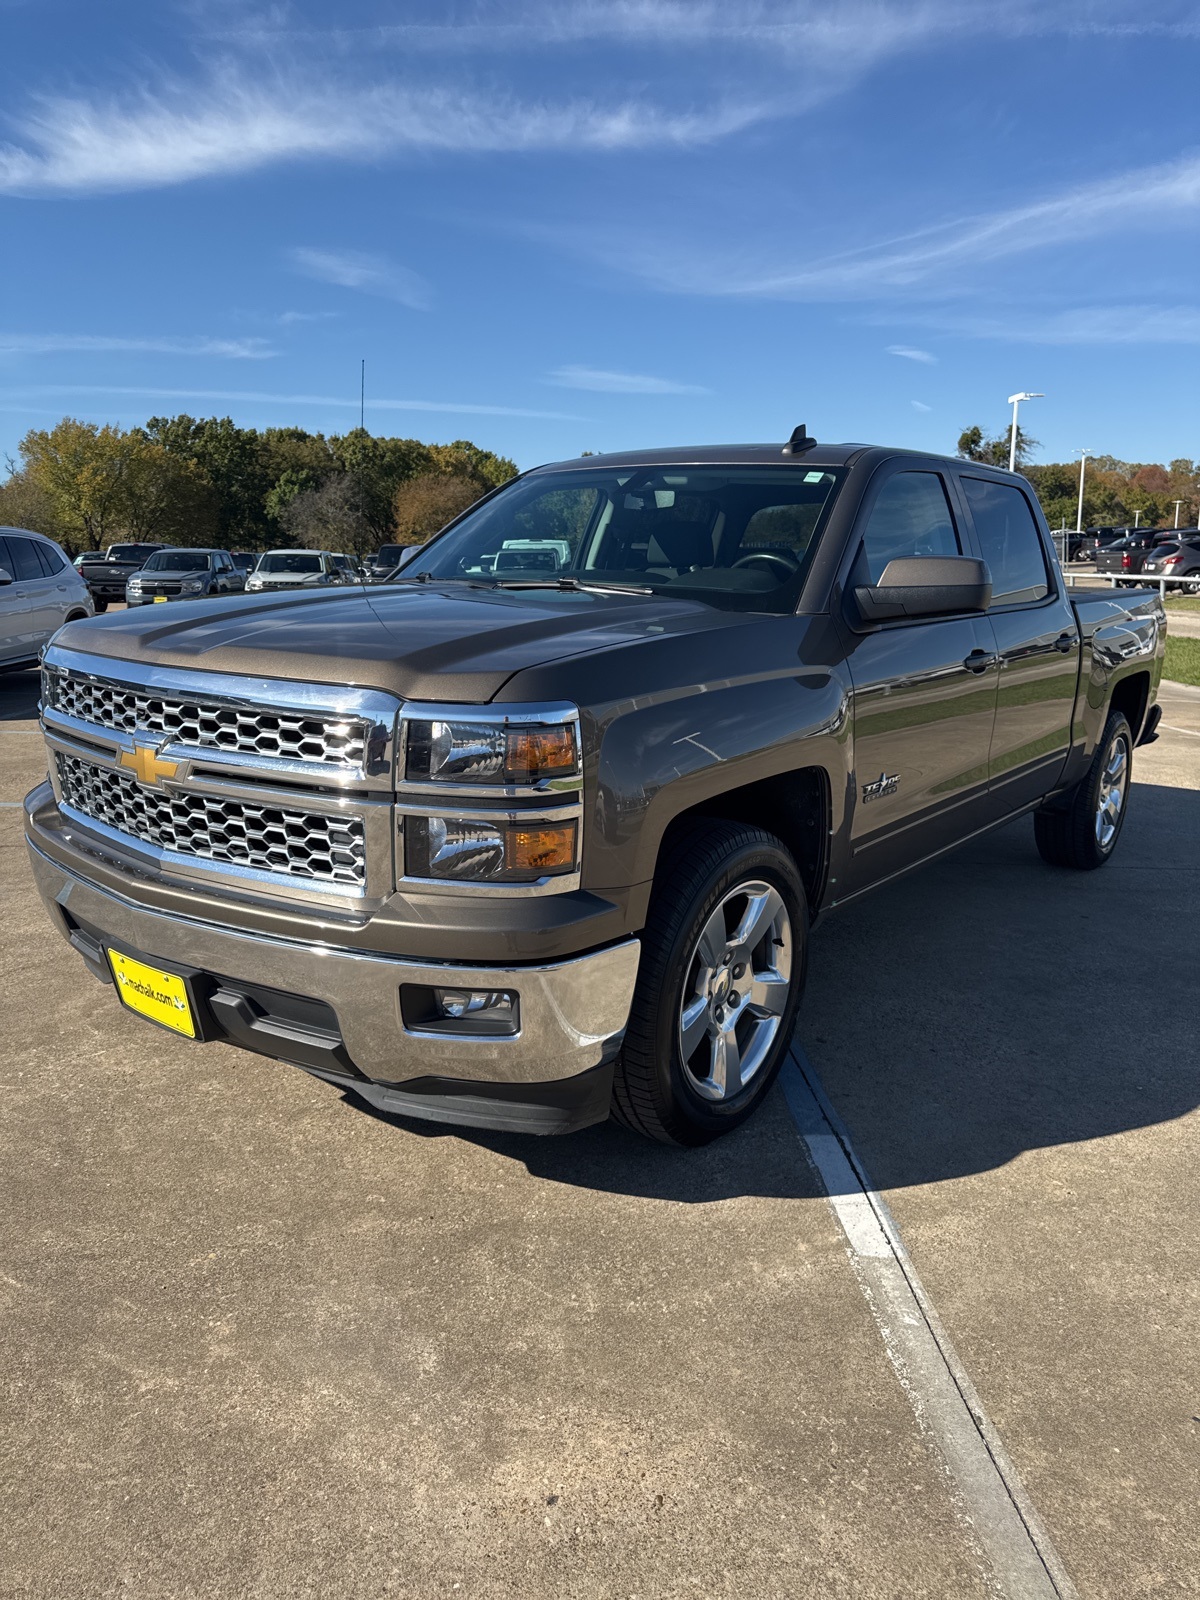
[54,581,746,702]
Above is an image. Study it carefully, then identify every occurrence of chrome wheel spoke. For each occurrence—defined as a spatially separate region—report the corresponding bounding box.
[695,906,728,972]
[730,887,784,955]
[747,967,789,1017]
[711,1022,742,1097]
[679,995,711,1061]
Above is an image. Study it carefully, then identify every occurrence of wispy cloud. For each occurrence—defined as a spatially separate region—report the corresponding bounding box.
[0,332,274,358]
[547,364,711,395]
[276,309,340,325]
[610,150,1200,300]
[911,400,933,412]
[290,247,430,309]
[892,304,1200,344]
[0,71,760,196]
[887,344,937,363]
[1,383,585,421]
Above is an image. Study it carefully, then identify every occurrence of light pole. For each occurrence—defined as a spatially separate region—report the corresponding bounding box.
[1174,500,1184,528]
[1007,392,1044,473]
[1133,510,1141,528]
[1076,450,1093,536]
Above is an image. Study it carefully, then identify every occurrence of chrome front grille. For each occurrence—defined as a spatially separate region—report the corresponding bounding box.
[45,667,369,769]
[56,751,367,887]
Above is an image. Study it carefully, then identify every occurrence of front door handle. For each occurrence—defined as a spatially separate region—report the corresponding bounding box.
[1054,632,1076,653]
[963,649,998,674]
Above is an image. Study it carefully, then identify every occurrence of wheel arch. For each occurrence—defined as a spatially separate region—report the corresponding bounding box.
[656,766,832,916]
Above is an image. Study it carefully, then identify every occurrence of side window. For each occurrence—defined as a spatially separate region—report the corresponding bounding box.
[33,541,66,575]
[858,471,960,584]
[0,536,46,581]
[961,477,1049,606]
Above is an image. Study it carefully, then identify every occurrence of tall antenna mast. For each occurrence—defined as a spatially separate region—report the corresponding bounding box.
[360,358,365,432]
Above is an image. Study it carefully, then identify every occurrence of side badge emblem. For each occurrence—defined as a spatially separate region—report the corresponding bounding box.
[862,771,900,803]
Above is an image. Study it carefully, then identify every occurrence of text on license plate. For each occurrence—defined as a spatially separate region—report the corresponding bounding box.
[108,949,196,1037]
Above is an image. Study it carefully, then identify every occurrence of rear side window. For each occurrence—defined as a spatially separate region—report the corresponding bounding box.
[0,535,45,581]
[962,478,1049,606]
[858,471,960,583]
[33,541,66,575]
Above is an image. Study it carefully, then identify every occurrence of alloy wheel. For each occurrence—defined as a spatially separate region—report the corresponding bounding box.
[1095,731,1130,851]
[677,879,793,1102]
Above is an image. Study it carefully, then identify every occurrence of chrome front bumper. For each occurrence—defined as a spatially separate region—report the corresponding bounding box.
[25,829,640,1095]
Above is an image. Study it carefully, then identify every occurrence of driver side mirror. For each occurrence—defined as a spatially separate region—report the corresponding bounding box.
[0,566,11,586]
[852,556,991,625]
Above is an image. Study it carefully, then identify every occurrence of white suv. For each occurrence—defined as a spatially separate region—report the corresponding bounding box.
[0,527,94,669]
[244,550,350,592]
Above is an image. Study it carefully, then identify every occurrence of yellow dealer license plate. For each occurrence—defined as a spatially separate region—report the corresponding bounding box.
[108,949,196,1038]
[153,594,168,603]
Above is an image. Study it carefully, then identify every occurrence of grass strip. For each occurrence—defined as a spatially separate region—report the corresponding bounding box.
[1164,635,1200,687]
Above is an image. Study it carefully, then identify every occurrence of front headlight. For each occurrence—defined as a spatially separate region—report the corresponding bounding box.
[127,577,142,590]
[405,815,578,883]
[246,575,262,589]
[400,707,582,885]
[179,578,206,594]
[405,718,579,787]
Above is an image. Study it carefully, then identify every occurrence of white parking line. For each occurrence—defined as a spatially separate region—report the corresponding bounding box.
[1162,723,1200,738]
[783,1047,1079,1600]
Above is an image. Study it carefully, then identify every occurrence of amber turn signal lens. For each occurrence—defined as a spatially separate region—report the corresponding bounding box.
[505,822,577,873]
[505,726,578,783]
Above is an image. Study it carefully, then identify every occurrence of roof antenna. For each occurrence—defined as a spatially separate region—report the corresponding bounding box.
[782,424,817,456]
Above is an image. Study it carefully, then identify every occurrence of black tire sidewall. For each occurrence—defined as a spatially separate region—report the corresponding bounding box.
[645,838,807,1138]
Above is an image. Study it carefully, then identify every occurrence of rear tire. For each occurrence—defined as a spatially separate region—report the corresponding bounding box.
[613,820,807,1146]
[92,598,108,613]
[1034,710,1132,871]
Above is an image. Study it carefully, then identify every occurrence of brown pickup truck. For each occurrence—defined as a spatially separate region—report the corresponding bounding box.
[25,432,1165,1144]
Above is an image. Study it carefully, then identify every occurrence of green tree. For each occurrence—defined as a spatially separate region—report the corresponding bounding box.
[956,422,1038,468]
[0,461,68,545]
[145,415,273,547]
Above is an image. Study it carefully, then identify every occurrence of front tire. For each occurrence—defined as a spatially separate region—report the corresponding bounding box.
[613,820,807,1145]
[1034,710,1132,870]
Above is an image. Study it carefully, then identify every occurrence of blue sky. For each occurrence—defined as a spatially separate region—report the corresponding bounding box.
[2,0,1199,472]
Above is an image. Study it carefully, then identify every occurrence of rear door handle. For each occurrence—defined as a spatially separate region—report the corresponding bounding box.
[1054,632,1076,653]
[963,649,998,674]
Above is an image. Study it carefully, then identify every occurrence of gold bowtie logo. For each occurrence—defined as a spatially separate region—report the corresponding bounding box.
[119,742,179,787]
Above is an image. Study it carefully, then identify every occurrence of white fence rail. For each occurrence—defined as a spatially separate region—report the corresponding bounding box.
[1062,569,1198,598]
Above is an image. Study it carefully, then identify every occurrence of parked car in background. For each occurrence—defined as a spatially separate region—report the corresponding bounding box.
[244,550,352,592]
[364,543,408,582]
[78,543,165,611]
[1094,532,1166,585]
[230,551,257,577]
[329,552,361,584]
[72,552,96,572]
[126,548,246,606]
[0,527,93,668]
[1143,536,1200,594]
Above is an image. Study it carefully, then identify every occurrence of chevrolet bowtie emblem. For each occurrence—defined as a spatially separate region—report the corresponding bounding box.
[119,742,179,787]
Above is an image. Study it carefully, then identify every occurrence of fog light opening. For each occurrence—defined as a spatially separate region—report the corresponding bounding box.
[400,983,520,1037]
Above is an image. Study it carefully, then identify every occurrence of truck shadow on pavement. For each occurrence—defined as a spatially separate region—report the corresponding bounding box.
[344,779,1199,1201]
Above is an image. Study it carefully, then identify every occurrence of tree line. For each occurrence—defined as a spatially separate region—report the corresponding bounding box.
[957,423,1200,531]
[0,416,518,556]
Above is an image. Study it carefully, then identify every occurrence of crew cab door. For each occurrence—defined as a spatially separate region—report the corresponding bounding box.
[839,466,999,893]
[0,534,57,655]
[955,474,1079,812]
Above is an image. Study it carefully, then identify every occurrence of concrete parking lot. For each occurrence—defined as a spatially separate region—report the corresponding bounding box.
[2,665,1197,1598]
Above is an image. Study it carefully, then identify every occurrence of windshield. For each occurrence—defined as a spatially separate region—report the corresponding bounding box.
[258,552,322,574]
[105,544,158,562]
[403,465,845,611]
[142,550,211,572]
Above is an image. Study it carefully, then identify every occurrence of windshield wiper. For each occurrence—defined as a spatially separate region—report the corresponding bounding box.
[485,576,654,596]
